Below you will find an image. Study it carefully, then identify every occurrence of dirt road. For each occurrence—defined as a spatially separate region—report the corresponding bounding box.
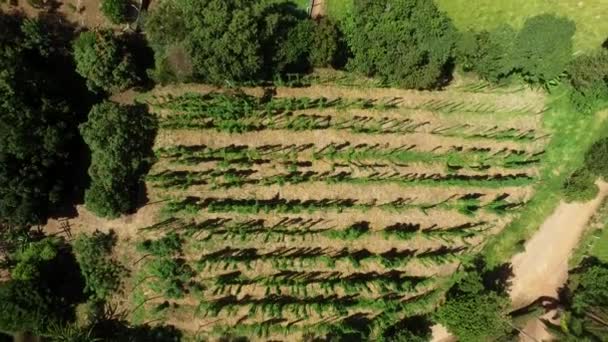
[311,0,325,18]
[509,181,608,309]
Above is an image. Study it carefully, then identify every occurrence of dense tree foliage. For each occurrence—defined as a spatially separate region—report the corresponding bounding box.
[343,0,457,89]
[145,0,324,84]
[73,29,139,93]
[101,0,129,24]
[513,14,575,84]
[568,50,608,113]
[564,137,608,202]
[435,269,512,342]
[310,18,342,68]
[0,13,83,238]
[80,102,157,218]
[457,26,517,83]
[0,237,85,335]
[548,262,608,340]
[73,231,125,300]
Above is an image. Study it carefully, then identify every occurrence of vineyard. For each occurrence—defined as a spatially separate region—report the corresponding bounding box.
[131,84,548,340]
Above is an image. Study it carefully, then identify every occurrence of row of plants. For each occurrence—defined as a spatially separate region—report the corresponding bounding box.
[160,194,524,218]
[155,143,543,170]
[148,168,535,191]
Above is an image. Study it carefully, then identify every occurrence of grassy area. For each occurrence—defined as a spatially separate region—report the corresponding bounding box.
[435,0,608,53]
[325,0,607,52]
[591,227,608,263]
[483,87,608,267]
[326,0,353,21]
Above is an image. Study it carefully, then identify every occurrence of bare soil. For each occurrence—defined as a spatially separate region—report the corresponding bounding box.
[509,181,608,309]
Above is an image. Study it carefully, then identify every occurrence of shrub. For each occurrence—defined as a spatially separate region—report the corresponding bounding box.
[563,168,599,203]
[80,102,157,218]
[584,137,608,179]
[310,18,342,68]
[513,14,576,84]
[73,231,125,300]
[343,0,457,89]
[457,26,517,83]
[101,0,129,24]
[73,30,139,93]
[567,50,608,113]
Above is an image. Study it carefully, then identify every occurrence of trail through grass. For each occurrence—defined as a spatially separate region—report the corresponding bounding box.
[483,87,608,266]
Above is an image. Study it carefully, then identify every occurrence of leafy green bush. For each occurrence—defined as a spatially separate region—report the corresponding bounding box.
[457,26,517,83]
[146,0,322,84]
[513,14,576,84]
[568,50,608,113]
[80,102,157,218]
[584,137,608,179]
[101,0,129,24]
[73,30,139,93]
[563,168,599,203]
[310,18,342,68]
[11,238,61,281]
[73,231,125,300]
[343,0,457,89]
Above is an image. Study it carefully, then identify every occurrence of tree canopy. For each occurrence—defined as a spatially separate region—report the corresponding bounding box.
[513,14,576,84]
[343,0,457,89]
[73,231,125,300]
[80,101,157,218]
[0,12,81,234]
[73,29,139,93]
[145,0,320,84]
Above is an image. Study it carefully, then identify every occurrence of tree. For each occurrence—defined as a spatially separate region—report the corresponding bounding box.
[435,269,512,342]
[584,138,608,180]
[513,14,576,84]
[145,0,314,84]
[11,238,61,281]
[80,102,157,218]
[343,0,457,89]
[0,12,80,234]
[73,29,139,93]
[563,168,600,203]
[567,50,608,113]
[101,0,129,24]
[73,231,125,300]
[310,18,342,68]
[457,26,517,83]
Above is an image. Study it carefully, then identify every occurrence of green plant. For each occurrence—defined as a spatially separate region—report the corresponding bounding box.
[101,0,129,24]
[73,30,139,93]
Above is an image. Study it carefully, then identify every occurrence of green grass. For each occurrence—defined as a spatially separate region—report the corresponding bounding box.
[325,0,608,52]
[326,0,354,21]
[483,86,608,267]
[591,227,608,263]
[435,0,608,53]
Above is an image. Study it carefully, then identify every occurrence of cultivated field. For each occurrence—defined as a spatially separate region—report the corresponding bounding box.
[128,83,549,340]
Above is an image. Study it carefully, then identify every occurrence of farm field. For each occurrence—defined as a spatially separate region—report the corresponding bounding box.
[129,83,550,340]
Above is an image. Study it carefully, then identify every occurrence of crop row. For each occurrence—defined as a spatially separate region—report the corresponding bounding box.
[155,143,543,170]
[160,194,524,217]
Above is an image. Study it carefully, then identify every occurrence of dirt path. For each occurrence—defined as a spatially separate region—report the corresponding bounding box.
[310,0,325,18]
[509,180,608,309]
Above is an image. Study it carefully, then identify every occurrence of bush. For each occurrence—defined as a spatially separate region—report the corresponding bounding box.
[563,168,599,203]
[567,50,608,113]
[101,0,129,24]
[145,0,324,84]
[343,0,457,89]
[73,231,125,300]
[73,30,139,93]
[457,26,517,83]
[513,14,576,84]
[584,137,608,179]
[80,102,157,218]
[310,18,342,68]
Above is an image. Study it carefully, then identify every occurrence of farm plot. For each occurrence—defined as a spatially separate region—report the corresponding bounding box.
[131,85,548,340]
